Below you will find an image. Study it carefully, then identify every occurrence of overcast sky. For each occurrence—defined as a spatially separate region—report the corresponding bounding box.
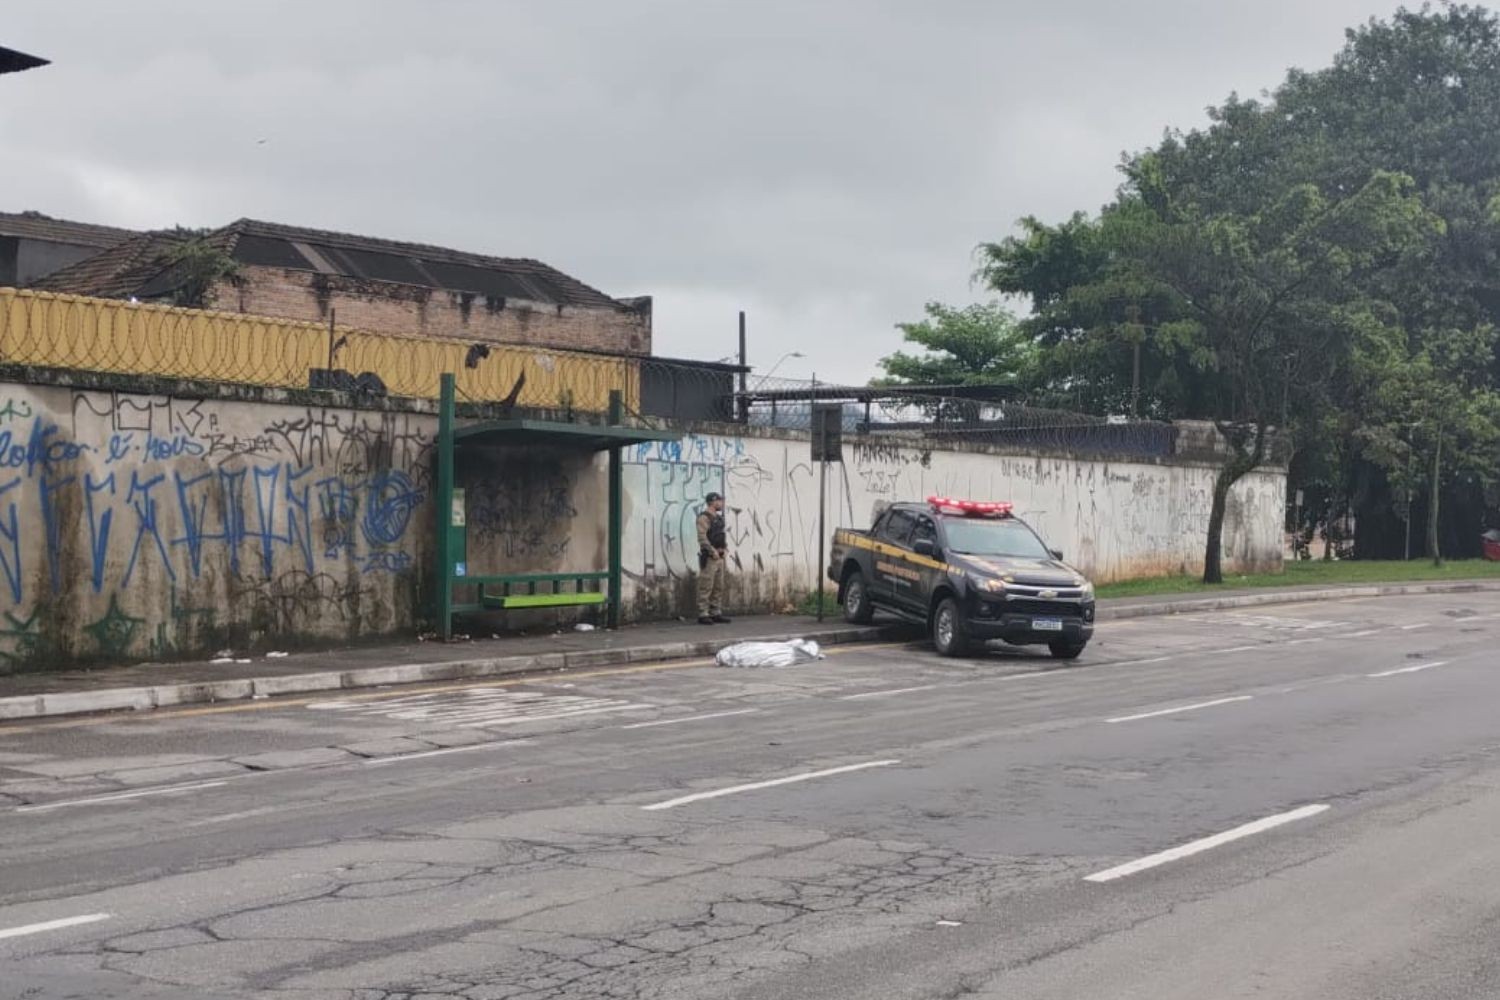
[3,1,1406,383]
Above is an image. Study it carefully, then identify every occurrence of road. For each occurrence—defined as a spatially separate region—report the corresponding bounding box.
[1,591,1498,999]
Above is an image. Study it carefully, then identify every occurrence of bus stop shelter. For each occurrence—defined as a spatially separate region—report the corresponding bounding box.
[432,373,678,640]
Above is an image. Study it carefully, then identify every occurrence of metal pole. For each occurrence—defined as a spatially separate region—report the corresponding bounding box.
[608,390,624,629]
[813,372,826,621]
[326,308,337,370]
[817,448,827,622]
[436,373,456,641]
[737,310,748,424]
[1131,339,1140,418]
[1404,427,1415,561]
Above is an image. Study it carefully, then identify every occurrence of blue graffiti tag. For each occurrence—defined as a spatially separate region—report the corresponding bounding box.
[39,472,76,594]
[122,471,176,586]
[84,472,116,593]
[0,478,21,604]
[361,471,424,547]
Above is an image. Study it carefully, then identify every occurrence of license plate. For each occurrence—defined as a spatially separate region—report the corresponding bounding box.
[1033,618,1064,632]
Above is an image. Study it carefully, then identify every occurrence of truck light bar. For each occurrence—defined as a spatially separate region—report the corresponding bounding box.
[927,496,1014,517]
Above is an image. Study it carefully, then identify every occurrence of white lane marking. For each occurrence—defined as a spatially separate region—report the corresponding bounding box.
[1113,655,1173,666]
[182,805,293,828]
[1084,804,1330,883]
[1106,695,1253,724]
[1285,637,1326,646]
[1215,645,1263,654]
[1342,629,1382,638]
[642,760,900,811]
[459,705,654,728]
[15,780,227,814]
[363,739,530,766]
[622,709,760,729]
[1399,623,1430,631]
[0,913,111,941]
[840,684,941,701]
[1368,660,1447,678]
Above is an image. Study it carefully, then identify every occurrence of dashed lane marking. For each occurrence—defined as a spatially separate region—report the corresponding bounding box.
[641,759,900,811]
[839,684,942,701]
[1368,660,1447,678]
[1084,804,1330,882]
[1106,695,1253,724]
[16,780,227,814]
[0,914,111,941]
[622,709,759,729]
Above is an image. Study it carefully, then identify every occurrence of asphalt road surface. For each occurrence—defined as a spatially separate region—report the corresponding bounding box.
[2,591,1499,999]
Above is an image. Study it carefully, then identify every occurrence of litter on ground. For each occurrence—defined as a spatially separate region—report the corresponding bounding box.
[715,639,824,668]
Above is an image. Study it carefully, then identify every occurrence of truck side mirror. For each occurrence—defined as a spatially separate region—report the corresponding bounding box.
[1049,548,1064,561]
[914,538,938,558]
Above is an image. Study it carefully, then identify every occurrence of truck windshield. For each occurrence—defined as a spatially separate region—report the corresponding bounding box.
[942,518,1053,559]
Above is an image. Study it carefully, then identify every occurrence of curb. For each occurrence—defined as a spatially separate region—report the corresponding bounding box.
[1095,579,1500,620]
[0,625,900,723]
[3,580,1498,722]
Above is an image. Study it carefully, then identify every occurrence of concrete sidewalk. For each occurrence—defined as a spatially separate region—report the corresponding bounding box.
[2,579,1497,722]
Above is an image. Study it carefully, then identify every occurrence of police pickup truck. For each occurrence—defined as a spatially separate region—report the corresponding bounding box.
[828,496,1095,658]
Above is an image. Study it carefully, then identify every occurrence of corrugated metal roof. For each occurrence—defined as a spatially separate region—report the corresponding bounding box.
[25,217,632,313]
[216,219,624,309]
[0,211,139,249]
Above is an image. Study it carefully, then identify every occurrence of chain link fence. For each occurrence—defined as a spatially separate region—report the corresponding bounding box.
[738,374,1181,458]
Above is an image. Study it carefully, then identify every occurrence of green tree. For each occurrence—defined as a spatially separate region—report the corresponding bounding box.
[162,228,239,309]
[979,213,1208,419]
[1110,166,1434,583]
[1355,323,1500,565]
[876,302,1034,388]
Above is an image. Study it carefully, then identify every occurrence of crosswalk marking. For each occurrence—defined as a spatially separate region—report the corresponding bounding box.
[307,688,652,728]
[1179,614,1347,632]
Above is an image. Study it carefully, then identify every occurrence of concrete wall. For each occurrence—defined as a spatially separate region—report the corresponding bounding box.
[218,267,652,355]
[616,427,1286,617]
[0,378,435,671]
[0,375,1285,670]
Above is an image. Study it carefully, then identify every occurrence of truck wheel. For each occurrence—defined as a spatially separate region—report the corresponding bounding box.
[842,570,875,624]
[1049,641,1087,660]
[932,597,970,657]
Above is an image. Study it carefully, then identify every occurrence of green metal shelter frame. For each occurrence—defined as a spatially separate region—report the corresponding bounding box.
[433,373,679,640]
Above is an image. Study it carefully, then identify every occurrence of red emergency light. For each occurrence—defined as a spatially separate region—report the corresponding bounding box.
[927,496,1013,517]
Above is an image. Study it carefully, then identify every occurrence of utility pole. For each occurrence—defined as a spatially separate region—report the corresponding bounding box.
[737,311,748,424]
[1130,339,1140,418]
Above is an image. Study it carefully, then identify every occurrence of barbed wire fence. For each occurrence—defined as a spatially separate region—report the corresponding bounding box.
[2,287,1218,462]
[724,373,1183,458]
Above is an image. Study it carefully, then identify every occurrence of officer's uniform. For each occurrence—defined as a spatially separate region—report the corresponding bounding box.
[695,505,727,620]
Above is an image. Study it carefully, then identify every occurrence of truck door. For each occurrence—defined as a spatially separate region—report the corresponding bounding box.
[902,514,941,614]
[872,508,917,603]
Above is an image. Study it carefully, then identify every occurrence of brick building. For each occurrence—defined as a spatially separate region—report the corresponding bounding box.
[33,218,652,355]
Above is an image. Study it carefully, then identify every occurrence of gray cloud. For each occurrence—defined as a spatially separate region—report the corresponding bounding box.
[3,0,1402,381]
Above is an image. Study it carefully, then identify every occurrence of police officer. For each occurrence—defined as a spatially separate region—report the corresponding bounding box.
[695,491,730,625]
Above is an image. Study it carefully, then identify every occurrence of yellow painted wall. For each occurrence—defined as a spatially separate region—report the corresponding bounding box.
[0,288,638,412]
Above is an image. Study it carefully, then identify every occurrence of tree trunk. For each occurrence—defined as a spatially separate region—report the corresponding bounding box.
[1203,468,1234,584]
[1202,420,1269,585]
[1428,429,1443,568]
[1323,500,1335,561]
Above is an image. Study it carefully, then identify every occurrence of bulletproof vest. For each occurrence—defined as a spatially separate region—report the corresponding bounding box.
[706,512,726,549]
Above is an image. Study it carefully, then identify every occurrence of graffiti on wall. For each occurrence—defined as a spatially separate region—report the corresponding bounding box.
[620,430,1286,612]
[0,388,433,665]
